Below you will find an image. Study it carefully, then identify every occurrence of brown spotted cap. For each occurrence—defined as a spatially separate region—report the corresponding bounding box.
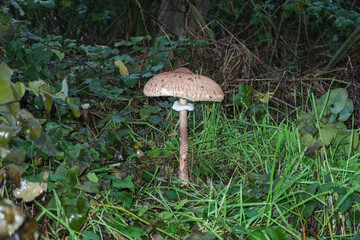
[144,68,224,102]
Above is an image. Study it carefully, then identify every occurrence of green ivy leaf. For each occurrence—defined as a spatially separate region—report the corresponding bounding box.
[140,108,151,121]
[75,181,100,194]
[65,196,89,231]
[122,74,138,88]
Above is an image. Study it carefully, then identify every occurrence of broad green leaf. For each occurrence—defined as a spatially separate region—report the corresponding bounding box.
[165,190,180,200]
[319,182,334,193]
[65,97,81,118]
[65,196,89,231]
[75,181,99,194]
[306,183,319,195]
[56,79,69,101]
[265,228,291,240]
[339,195,352,213]
[0,125,21,145]
[109,191,133,209]
[112,176,135,193]
[28,80,43,96]
[320,125,336,146]
[0,24,12,44]
[304,199,317,217]
[338,99,353,121]
[9,0,25,15]
[328,88,348,114]
[249,229,267,240]
[87,172,98,183]
[52,49,65,60]
[0,62,14,104]
[39,0,55,9]
[11,82,26,101]
[114,60,129,76]
[122,74,138,88]
[140,108,151,121]
[82,231,100,240]
[18,110,42,139]
[49,164,79,185]
[3,147,25,164]
[40,83,52,113]
[29,80,52,113]
[301,133,316,148]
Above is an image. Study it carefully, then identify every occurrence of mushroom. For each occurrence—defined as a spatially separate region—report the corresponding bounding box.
[144,68,224,183]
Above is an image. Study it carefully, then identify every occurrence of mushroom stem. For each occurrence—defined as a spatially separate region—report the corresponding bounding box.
[178,98,189,183]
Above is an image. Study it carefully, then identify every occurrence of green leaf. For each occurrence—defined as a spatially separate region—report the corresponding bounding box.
[122,74,138,88]
[307,183,319,195]
[301,133,316,147]
[112,176,135,193]
[231,223,247,234]
[0,62,15,104]
[319,182,334,193]
[55,79,69,101]
[12,82,26,101]
[354,232,360,240]
[65,97,81,118]
[339,195,352,213]
[65,196,89,231]
[87,172,98,183]
[140,108,151,121]
[49,164,79,185]
[0,24,13,43]
[0,125,21,144]
[9,0,25,16]
[265,228,291,240]
[82,231,100,240]
[328,88,348,115]
[39,0,55,9]
[75,181,100,194]
[165,190,180,200]
[29,80,52,113]
[338,99,353,121]
[320,125,336,146]
[109,191,133,209]
[115,225,144,240]
[52,49,65,60]
[18,110,42,139]
[249,229,267,240]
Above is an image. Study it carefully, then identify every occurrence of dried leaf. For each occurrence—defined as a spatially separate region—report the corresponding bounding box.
[115,60,129,76]
[13,179,47,202]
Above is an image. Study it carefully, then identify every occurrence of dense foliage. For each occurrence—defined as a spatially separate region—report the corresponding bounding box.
[0,0,359,239]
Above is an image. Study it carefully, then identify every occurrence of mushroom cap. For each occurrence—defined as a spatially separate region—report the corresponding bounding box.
[144,68,224,102]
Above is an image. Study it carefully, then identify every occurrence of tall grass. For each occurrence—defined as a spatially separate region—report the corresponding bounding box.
[39,94,359,239]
